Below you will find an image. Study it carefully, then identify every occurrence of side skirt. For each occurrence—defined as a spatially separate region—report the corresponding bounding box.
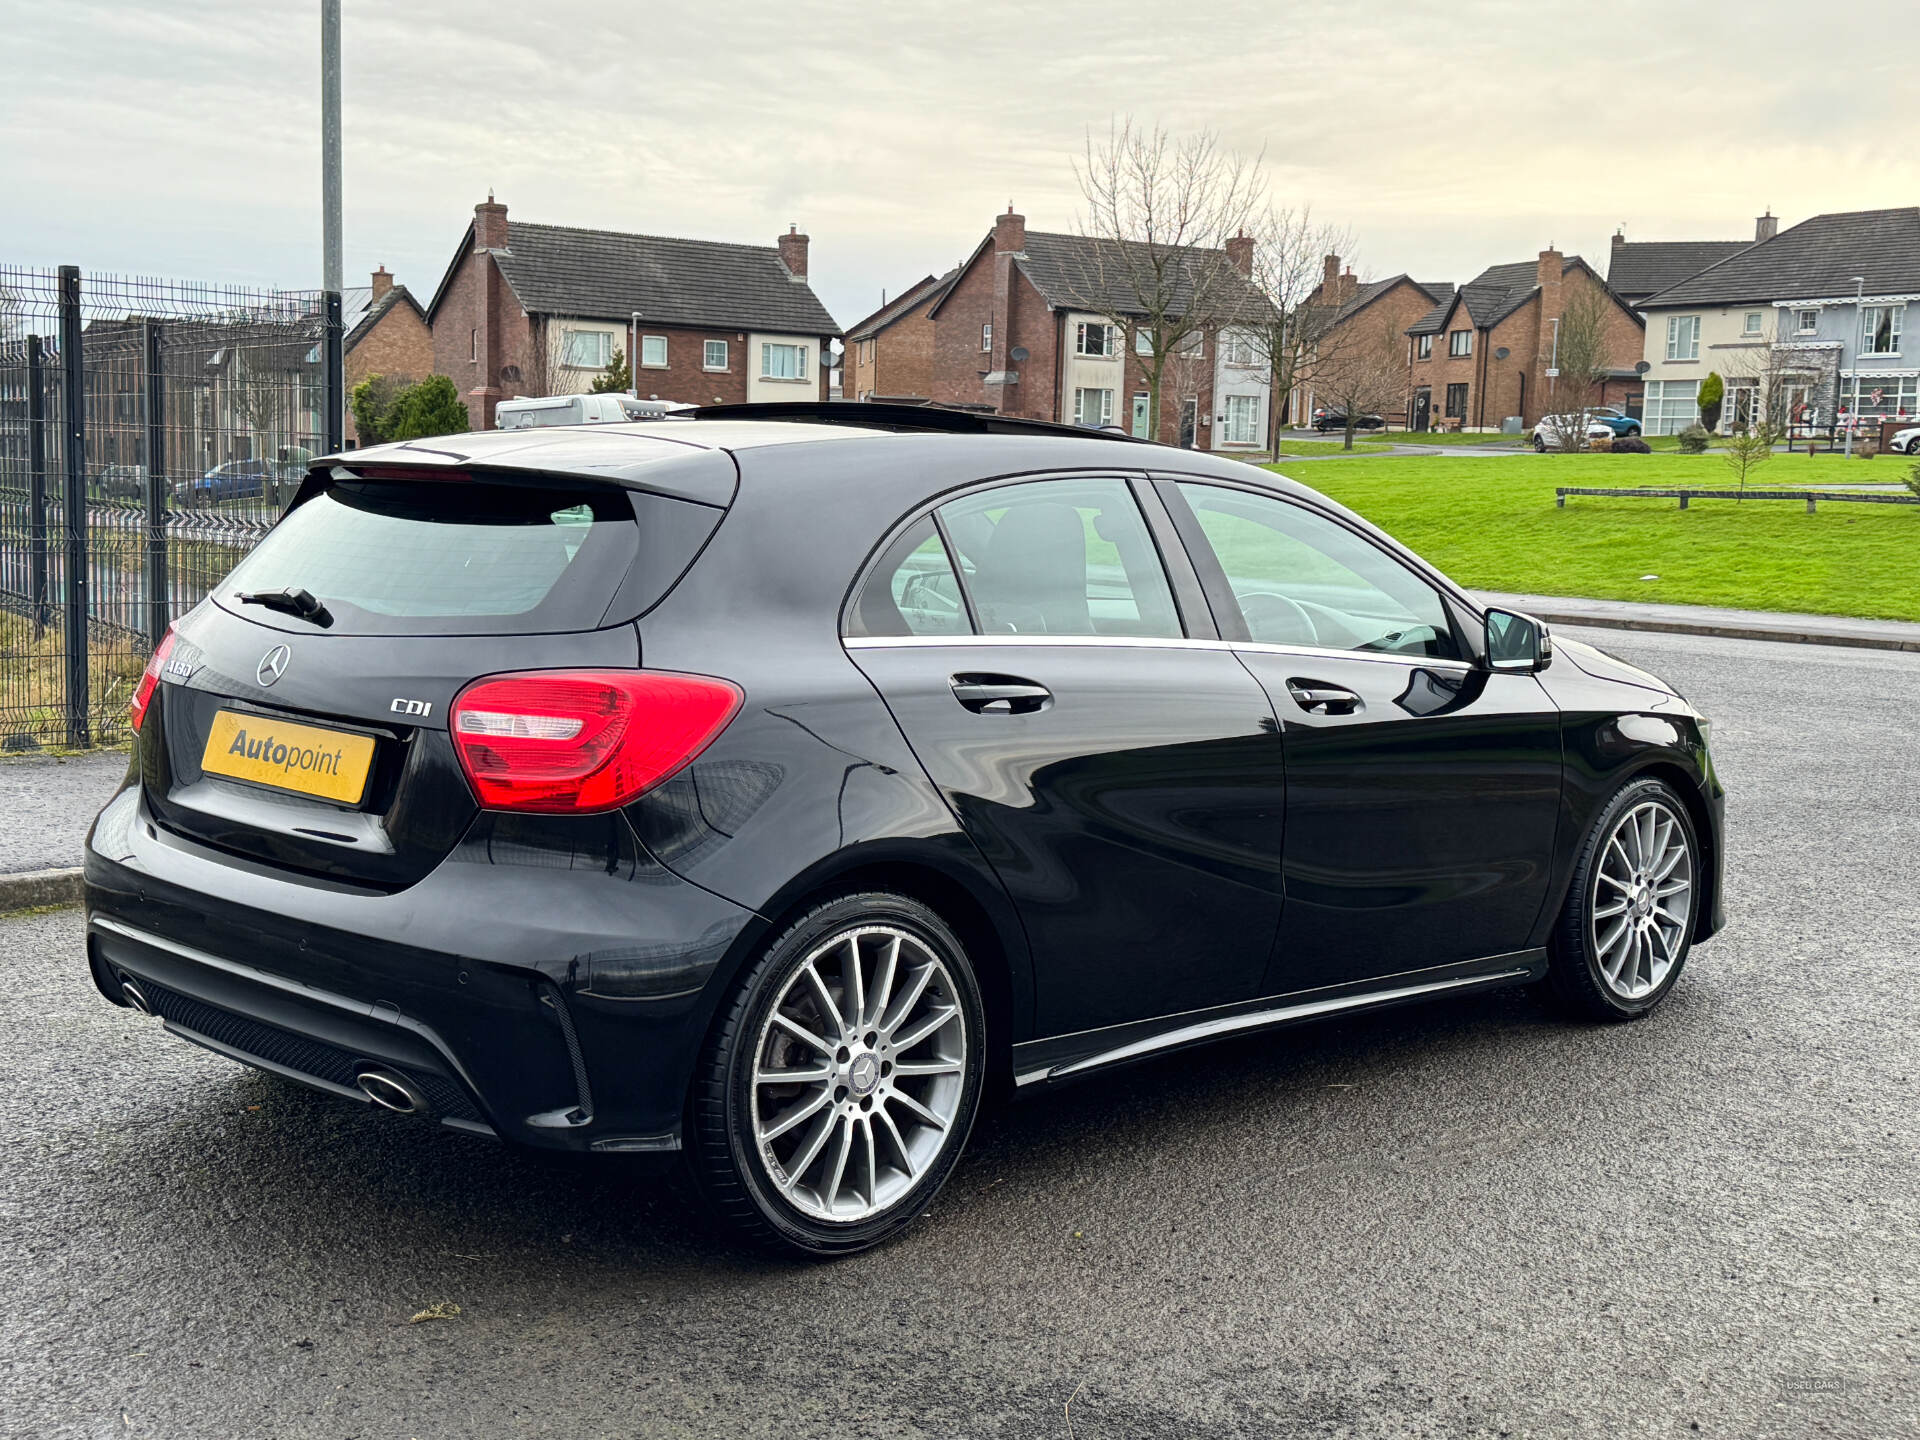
[1012,950,1547,1087]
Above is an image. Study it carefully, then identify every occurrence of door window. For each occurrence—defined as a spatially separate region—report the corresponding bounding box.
[1176,483,1460,659]
[937,478,1181,638]
[849,516,970,637]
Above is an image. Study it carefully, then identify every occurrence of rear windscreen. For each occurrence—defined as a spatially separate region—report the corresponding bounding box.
[215,479,640,635]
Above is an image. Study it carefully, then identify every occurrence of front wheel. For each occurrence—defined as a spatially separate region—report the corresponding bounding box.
[686,892,986,1257]
[1534,435,1548,453]
[1546,778,1699,1021]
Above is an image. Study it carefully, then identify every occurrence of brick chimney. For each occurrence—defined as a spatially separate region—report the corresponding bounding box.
[1323,253,1341,292]
[778,223,809,279]
[370,265,393,301]
[474,194,508,251]
[1226,232,1254,277]
[1755,211,1778,242]
[994,205,1027,255]
[1611,227,1627,258]
[1537,247,1566,385]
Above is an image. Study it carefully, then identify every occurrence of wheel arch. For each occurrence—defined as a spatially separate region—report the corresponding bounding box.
[1626,759,1720,944]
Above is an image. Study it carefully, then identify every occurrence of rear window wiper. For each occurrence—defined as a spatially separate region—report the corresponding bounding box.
[235,586,334,628]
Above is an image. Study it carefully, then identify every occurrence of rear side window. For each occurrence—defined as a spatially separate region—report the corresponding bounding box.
[937,478,1180,639]
[849,516,969,637]
[217,479,640,635]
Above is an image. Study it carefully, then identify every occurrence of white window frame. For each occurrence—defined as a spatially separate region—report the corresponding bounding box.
[1134,328,1154,356]
[761,342,808,380]
[1861,304,1904,356]
[1665,314,1701,361]
[564,330,614,369]
[1743,311,1764,337]
[1416,334,1433,360]
[1075,321,1120,358]
[980,322,992,353]
[1223,392,1260,444]
[1220,335,1256,368]
[703,339,729,371]
[1795,309,1820,335]
[635,334,667,369]
[1448,329,1472,358]
[1072,387,1114,427]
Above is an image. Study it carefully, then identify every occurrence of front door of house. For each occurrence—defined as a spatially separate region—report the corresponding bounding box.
[1131,393,1150,439]
[1412,388,1432,432]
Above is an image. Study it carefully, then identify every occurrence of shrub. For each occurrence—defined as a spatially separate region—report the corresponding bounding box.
[1677,424,1711,454]
[1906,457,1920,499]
[384,375,472,441]
[1697,372,1724,432]
[1611,436,1652,454]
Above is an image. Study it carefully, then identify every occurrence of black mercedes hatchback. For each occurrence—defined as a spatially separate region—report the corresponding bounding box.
[84,403,1725,1256]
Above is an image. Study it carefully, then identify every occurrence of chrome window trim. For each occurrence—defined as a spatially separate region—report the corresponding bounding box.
[843,631,1474,672]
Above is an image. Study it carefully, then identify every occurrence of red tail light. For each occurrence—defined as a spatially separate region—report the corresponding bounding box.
[449,669,742,814]
[130,627,176,733]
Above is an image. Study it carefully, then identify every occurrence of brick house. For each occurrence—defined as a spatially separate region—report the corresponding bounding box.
[1405,251,1644,431]
[342,266,430,446]
[1287,257,1452,430]
[925,208,1272,450]
[844,271,955,401]
[426,198,841,430]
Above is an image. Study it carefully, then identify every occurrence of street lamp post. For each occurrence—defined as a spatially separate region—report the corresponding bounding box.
[1844,275,1864,458]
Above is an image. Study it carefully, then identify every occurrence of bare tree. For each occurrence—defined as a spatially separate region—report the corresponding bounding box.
[1311,312,1406,451]
[1074,118,1267,442]
[1538,284,1614,452]
[500,323,574,400]
[1241,206,1357,453]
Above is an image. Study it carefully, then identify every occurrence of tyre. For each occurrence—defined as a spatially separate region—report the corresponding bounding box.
[686,892,986,1257]
[1534,435,1548,453]
[1547,777,1699,1021]
[1624,425,1641,437]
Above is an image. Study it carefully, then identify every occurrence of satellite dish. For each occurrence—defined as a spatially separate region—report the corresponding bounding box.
[1494,346,1510,360]
[1010,346,1029,363]
[1635,360,1651,374]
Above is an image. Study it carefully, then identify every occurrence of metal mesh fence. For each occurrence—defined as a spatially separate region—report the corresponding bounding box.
[0,265,335,749]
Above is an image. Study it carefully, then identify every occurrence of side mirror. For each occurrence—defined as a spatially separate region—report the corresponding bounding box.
[1484,608,1553,673]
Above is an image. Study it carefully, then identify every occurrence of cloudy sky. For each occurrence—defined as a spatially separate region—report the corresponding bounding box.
[3,0,1915,332]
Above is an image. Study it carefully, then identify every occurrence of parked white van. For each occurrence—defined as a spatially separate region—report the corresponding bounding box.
[494,394,691,429]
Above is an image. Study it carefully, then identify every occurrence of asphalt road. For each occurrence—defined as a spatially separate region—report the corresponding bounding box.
[3,629,1915,1439]
[0,748,127,874]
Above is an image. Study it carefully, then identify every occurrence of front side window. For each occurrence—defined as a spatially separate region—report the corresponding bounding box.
[762,342,808,379]
[1224,393,1260,444]
[1796,309,1819,335]
[1862,304,1904,355]
[1448,329,1472,357]
[1073,387,1114,427]
[565,330,613,368]
[1176,483,1459,660]
[1075,321,1119,357]
[1666,314,1701,361]
[639,334,668,368]
[937,478,1180,639]
[849,515,968,637]
[704,339,729,370]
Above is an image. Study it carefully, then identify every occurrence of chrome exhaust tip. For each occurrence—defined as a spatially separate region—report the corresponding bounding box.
[354,1067,427,1115]
[120,978,151,1015]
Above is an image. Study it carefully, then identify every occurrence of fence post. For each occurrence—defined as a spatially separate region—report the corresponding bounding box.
[143,319,169,649]
[57,265,88,748]
[25,335,48,636]
[323,290,344,454]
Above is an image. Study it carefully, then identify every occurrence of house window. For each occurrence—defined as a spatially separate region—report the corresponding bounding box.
[1416,334,1433,360]
[1643,379,1702,435]
[1073,387,1114,427]
[470,329,478,361]
[704,339,729,371]
[1665,315,1701,361]
[857,339,873,365]
[1743,311,1764,336]
[1075,321,1120,357]
[1135,328,1154,356]
[1861,304,1903,356]
[1224,393,1260,444]
[1220,334,1257,367]
[1795,309,1819,335]
[1444,382,1468,418]
[1448,330,1472,358]
[762,342,808,380]
[1176,330,1205,357]
[1842,374,1918,418]
[981,322,992,352]
[565,330,613,368]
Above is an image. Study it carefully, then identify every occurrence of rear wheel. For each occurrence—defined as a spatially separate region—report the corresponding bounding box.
[1547,778,1698,1021]
[686,892,985,1257]
[1624,425,1642,437]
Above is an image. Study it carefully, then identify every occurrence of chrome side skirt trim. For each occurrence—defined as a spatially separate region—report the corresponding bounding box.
[844,632,1473,672]
[1016,967,1533,1086]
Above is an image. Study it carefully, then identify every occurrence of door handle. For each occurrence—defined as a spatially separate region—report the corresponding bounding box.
[951,675,1054,715]
[1286,679,1362,716]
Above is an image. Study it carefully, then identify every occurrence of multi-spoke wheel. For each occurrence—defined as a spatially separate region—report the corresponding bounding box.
[687,892,985,1256]
[1548,778,1700,1020]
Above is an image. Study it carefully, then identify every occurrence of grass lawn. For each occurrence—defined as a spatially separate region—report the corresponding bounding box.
[1391,431,1530,447]
[1276,437,1392,457]
[1267,451,1920,621]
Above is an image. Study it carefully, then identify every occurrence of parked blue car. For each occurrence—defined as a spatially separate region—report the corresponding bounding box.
[176,458,269,502]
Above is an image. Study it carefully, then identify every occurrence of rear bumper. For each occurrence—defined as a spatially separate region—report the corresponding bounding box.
[84,784,761,1154]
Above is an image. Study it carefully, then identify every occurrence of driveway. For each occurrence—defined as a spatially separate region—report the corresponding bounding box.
[2,629,1914,1438]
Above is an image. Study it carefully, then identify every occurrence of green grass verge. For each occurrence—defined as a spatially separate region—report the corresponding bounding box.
[1267,452,1920,621]
[1390,431,1531,447]
[1276,438,1392,457]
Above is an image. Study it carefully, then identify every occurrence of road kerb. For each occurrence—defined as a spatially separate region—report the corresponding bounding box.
[0,868,84,913]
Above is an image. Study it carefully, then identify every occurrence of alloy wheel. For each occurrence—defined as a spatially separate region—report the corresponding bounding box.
[749,924,968,1223]
[1590,799,1693,1000]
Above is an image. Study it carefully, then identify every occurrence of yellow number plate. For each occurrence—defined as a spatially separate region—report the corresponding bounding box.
[200,710,376,805]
